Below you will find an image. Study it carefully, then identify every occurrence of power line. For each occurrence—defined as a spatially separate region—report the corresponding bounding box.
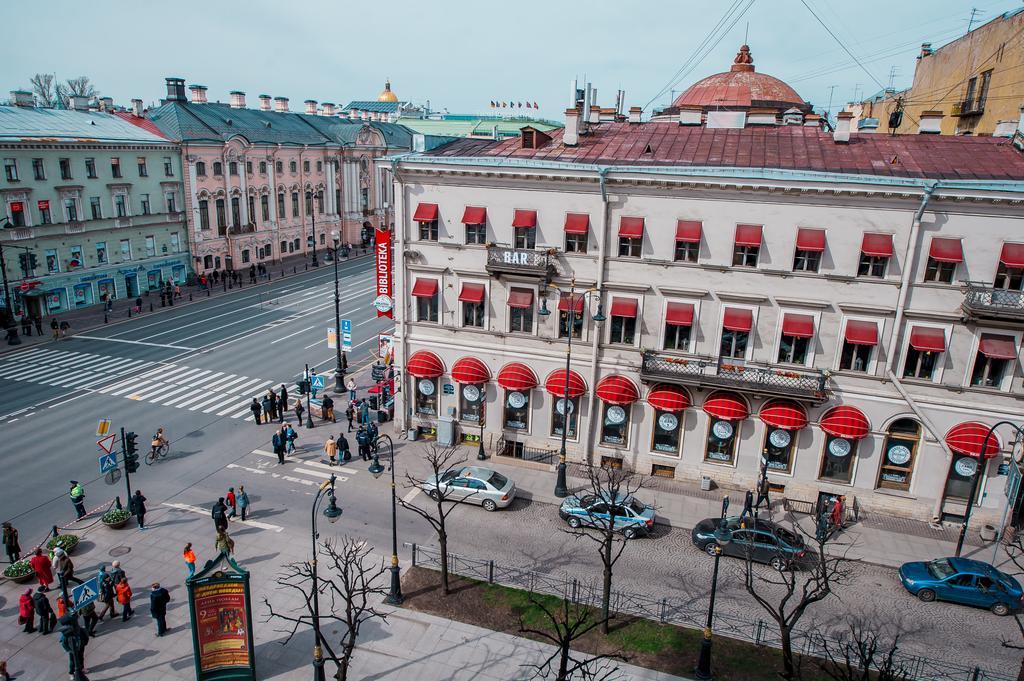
[799,0,887,93]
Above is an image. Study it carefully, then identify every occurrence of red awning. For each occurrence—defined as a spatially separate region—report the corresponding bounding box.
[564,213,589,235]
[666,302,694,326]
[929,237,964,263]
[979,334,1017,360]
[909,326,946,353]
[544,369,587,398]
[844,320,878,346]
[819,405,870,440]
[610,297,638,318]
[759,400,808,430]
[462,206,487,224]
[676,220,703,243]
[451,357,490,384]
[781,313,814,338]
[512,210,537,228]
[407,350,444,378]
[619,217,645,238]
[945,422,1001,459]
[861,233,894,257]
[558,294,584,313]
[1000,243,1024,268]
[496,362,537,391]
[410,278,438,298]
[703,392,748,421]
[507,288,534,309]
[735,224,763,247]
[458,283,485,304]
[368,379,394,395]
[796,228,826,252]
[413,202,438,222]
[595,375,640,405]
[646,384,690,412]
[723,307,753,332]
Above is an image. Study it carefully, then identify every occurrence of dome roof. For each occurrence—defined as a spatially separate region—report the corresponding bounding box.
[672,45,806,111]
[377,80,398,103]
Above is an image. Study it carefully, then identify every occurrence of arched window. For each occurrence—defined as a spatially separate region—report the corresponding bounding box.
[196,161,206,177]
[203,254,213,270]
[213,161,223,176]
[877,418,920,491]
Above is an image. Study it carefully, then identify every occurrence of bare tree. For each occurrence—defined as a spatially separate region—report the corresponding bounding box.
[816,622,909,681]
[1001,533,1024,681]
[398,443,479,595]
[29,74,56,107]
[742,527,853,680]
[561,463,647,634]
[264,536,388,681]
[518,592,625,681]
[56,76,99,108]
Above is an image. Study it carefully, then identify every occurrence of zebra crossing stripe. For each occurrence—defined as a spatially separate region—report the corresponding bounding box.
[217,399,252,417]
[204,374,250,392]
[159,388,204,406]
[190,371,226,389]
[200,395,248,413]
[109,379,155,397]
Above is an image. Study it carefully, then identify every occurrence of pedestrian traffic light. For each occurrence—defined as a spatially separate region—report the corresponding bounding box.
[124,431,139,473]
[17,252,30,276]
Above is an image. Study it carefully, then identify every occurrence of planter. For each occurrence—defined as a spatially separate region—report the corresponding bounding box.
[3,559,34,583]
[46,533,80,555]
[980,524,998,543]
[101,509,132,529]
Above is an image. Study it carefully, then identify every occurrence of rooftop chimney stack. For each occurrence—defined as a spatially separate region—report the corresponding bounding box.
[304,99,317,115]
[229,91,246,108]
[258,95,272,111]
[164,77,187,102]
[10,90,34,107]
[918,110,944,134]
[322,102,336,116]
[563,108,580,145]
[628,106,642,124]
[589,105,601,124]
[69,95,90,111]
[274,96,289,112]
[834,111,853,143]
[98,96,113,112]
[919,43,933,58]
[189,84,208,104]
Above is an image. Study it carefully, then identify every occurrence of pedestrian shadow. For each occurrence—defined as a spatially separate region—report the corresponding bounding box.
[245,508,286,520]
[229,527,263,536]
[237,552,279,565]
[85,647,159,672]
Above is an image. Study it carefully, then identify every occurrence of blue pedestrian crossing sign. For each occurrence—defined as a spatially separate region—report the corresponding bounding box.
[98,453,118,474]
[71,576,99,611]
[311,374,325,390]
[341,318,353,351]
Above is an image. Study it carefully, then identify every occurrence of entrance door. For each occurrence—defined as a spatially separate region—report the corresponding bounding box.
[941,455,981,521]
[124,274,139,297]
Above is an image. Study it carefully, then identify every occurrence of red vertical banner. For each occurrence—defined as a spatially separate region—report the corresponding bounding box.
[374,228,393,318]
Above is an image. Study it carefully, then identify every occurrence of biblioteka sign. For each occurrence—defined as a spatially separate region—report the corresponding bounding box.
[374,228,393,318]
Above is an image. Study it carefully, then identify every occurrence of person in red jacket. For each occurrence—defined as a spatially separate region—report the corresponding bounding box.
[18,588,34,633]
[29,548,53,591]
[116,577,134,621]
[225,487,237,520]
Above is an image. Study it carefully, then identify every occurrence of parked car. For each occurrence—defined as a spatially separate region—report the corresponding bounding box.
[690,517,814,570]
[558,493,655,539]
[421,466,516,511]
[898,557,1023,616]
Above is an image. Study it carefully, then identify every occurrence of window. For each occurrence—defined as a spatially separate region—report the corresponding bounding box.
[90,197,103,220]
[137,157,148,177]
[248,196,256,225]
[978,70,993,110]
[276,160,283,174]
[858,233,893,278]
[793,249,821,272]
[465,223,485,244]
[199,200,210,230]
[558,297,584,340]
[970,333,1016,388]
[3,158,18,181]
[212,162,223,176]
[140,194,151,215]
[291,192,299,217]
[95,242,107,264]
[551,396,579,439]
[503,390,530,430]
[110,158,121,178]
[512,210,537,248]
[565,231,587,253]
[64,198,78,222]
[664,302,694,351]
[277,193,285,219]
[720,308,753,360]
[85,158,96,178]
[196,161,206,177]
[45,248,59,273]
[764,426,797,474]
[415,378,438,416]
[8,202,25,227]
[508,288,534,333]
[259,161,267,175]
[114,194,127,218]
[777,313,814,365]
[675,240,698,263]
[609,297,638,345]
[965,76,978,110]
[241,249,250,263]
[360,188,369,210]
[231,197,241,227]
[877,419,920,491]
[304,191,313,214]
[600,403,630,447]
[163,157,173,177]
[317,191,324,214]
[733,244,759,267]
[215,199,226,233]
[819,434,857,483]
[460,283,486,328]
[228,161,237,176]
[903,326,945,380]
[145,235,156,258]
[733,224,762,267]
[996,260,1024,290]
[413,279,439,323]
[924,261,956,283]
[37,200,51,224]
[120,239,132,260]
[281,240,288,254]
[705,416,738,464]
[459,384,483,423]
[858,254,888,277]
[261,195,270,222]
[32,158,45,180]
[170,233,180,253]
[419,220,439,241]
[289,161,297,173]
[514,226,536,249]
[245,161,252,175]
[165,192,176,213]
[839,320,877,372]
[316,161,323,173]
[303,160,310,173]
[618,235,641,257]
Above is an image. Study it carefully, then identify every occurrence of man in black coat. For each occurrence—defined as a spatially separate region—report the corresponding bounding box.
[211,498,228,533]
[58,613,88,675]
[249,398,262,426]
[32,587,55,634]
[149,582,170,636]
[130,490,148,530]
[278,384,288,423]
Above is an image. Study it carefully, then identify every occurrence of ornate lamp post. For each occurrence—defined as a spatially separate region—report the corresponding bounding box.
[310,474,342,681]
[368,434,403,604]
[476,399,487,461]
[694,495,732,681]
[538,277,604,497]
[330,231,346,393]
[0,216,21,346]
[955,420,1022,557]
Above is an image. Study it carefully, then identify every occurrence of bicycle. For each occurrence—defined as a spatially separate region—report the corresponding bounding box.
[146,440,169,465]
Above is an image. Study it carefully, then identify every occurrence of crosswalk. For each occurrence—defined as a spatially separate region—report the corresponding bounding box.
[0,347,157,390]
[226,449,366,492]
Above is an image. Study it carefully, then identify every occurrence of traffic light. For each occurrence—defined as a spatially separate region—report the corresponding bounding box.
[17,253,30,276]
[28,253,38,271]
[124,431,139,473]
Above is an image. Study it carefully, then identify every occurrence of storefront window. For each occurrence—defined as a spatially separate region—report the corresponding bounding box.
[944,455,980,501]
[600,403,630,447]
[819,435,857,483]
[45,249,59,273]
[704,416,738,464]
[763,427,796,474]
[651,410,682,455]
[877,419,920,491]
[503,390,530,431]
[551,396,579,439]
[459,384,483,423]
[415,378,438,417]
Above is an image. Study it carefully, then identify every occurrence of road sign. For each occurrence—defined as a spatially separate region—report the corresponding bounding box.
[327,328,337,350]
[96,418,112,437]
[98,453,118,474]
[341,318,353,352]
[71,576,100,611]
[96,434,117,455]
[310,374,325,390]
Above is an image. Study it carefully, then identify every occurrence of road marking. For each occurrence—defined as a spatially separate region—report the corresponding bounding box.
[402,489,421,504]
[294,467,350,482]
[72,335,197,350]
[250,450,357,474]
[303,339,323,350]
[150,385,195,404]
[270,324,318,344]
[162,501,283,532]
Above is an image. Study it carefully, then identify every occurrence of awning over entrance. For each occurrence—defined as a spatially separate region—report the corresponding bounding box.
[945,422,1001,459]
[646,384,690,412]
[818,405,870,439]
[544,369,587,398]
[497,362,537,391]
[702,392,748,421]
[595,375,640,405]
[407,351,444,378]
[451,357,490,384]
[759,400,808,430]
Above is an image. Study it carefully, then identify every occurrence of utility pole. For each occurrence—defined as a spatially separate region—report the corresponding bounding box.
[967,7,981,34]
[825,85,837,122]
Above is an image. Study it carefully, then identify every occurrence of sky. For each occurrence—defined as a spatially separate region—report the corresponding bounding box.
[3,0,1022,122]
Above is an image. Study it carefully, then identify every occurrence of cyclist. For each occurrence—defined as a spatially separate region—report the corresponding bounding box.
[151,428,168,455]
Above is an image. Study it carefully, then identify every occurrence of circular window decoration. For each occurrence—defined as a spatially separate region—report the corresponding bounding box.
[606,406,626,424]
[768,429,792,448]
[556,398,575,416]
[658,413,679,432]
[954,457,978,477]
[828,438,852,458]
[462,385,481,402]
[417,379,435,396]
[507,391,527,409]
[712,420,734,440]
[887,445,912,466]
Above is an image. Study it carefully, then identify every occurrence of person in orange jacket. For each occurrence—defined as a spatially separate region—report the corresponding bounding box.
[116,577,133,621]
[183,543,197,579]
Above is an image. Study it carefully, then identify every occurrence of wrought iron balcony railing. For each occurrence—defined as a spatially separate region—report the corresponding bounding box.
[485,245,555,281]
[962,282,1024,321]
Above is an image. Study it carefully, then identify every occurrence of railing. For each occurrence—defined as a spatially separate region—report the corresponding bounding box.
[962,282,1024,319]
[495,436,558,465]
[952,99,983,117]
[407,543,1013,681]
[641,351,830,402]
[485,245,554,280]
[63,223,83,235]
[227,223,257,235]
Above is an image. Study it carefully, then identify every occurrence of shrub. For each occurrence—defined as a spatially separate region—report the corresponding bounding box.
[102,508,132,524]
[3,559,32,579]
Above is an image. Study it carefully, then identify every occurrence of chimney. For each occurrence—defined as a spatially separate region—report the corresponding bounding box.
[919,42,933,58]
[10,90,34,107]
[304,99,317,115]
[98,96,113,112]
[69,95,90,111]
[834,111,853,143]
[322,102,336,116]
[274,96,289,112]
[563,108,579,145]
[189,84,208,104]
[588,105,601,124]
[678,105,702,126]
[256,94,271,111]
[599,108,616,122]
[131,98,144,116]
[229,91,246,108]
[164,77,187,102]
[628,106,642,124]
[918,110,943,134]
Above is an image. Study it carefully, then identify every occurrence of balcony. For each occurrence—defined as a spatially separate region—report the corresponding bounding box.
[952,99,984,118]
[227,223,257,235]
[485,245,555,281]
[640,351,830,403]
[962,282,1024,322]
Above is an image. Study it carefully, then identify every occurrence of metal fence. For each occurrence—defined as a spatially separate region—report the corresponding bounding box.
[640,351,829,402]
[407,543,1013,681]
[496,437,559,465]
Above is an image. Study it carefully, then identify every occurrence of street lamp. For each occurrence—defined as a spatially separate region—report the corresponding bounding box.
[311,474,342,681]
[304,363,315,429]
[955,420,1023,558]
[694,495,732,681]
[368,434,403,605]
[538,277,604,498]
[330,231,346,394]
[0,216,21,346]
[477,399,487,461]
[308,190,319,268]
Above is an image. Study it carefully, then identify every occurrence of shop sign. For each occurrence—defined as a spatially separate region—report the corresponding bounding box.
[768,429,791,449]
[657,413,679,432]
[555,398,575,416]
[417,379,435,396]
[374,228,392,318]
[886,445,912,466]
[954,457,978,478]
[828,438,851,458]
[442,383,454,395]
[187,552,256,681]
[711,420,734,440]
[605,406,626,425]
[507,392,527,409]
[462,385,481,402]
[707,450,732,462]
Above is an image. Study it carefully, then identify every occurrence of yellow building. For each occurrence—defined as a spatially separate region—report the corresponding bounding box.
[849,7,1024,136]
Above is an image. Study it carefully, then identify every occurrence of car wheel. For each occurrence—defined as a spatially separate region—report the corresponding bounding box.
[623,527,638,540]
[992,602,1012,616]
[567,516,582,529]
[703,542,718,557]
[427,490,440,501]
[769,556,786,571]
[917,589,936,603]
[482,499,497,512]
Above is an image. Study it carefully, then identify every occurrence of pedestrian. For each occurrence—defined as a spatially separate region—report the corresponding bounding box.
[174,284,182,299]
[367,420,379,448]
[356,426,370,461]
[212,498,228,533]
[183,543,197,579]
[226,487,237,519]
[32,587,55,634]
[272,427,285,464]
[212,270,219,284]
[237,486,249,521]
[345,402,355,432]
[29,547,53,590]
[267,390,279,421]
[2,521,21,563]
[32,314,42,336]
[324,435,338,466]
[56,594,67,619]
[116,577,133,621]
[260,394,272,424]
[347,377,357,402]
[50,318,59,339]
[59,320,70,339]
[322,394,335,423]
[338,433,351,463]
[68,480,86,519]
[359,398,370,426]
[250,398,262,426]
[19,588,35,633]
[58,613,89,675]
[97,566,117,620]
[285,423,298,454]
[53,548,83,588]
[310,369,319,398]
[294,398,304,425]
[279,384,289,421]
[149,583,170,636]
[130,490,147,529]
[215,529,235,555]
[249,263,256,283]
[82,601,98,636]
[20,314,31,337]
[135,296,143,313]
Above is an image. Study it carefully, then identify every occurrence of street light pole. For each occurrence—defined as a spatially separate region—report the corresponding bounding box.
[310,474,342,681]
[331,234,345,393]
[955,420,1022,557]
[694,495,732,681]
[368,434,402,604]
[477,398,486,461]
[304,363,315,429]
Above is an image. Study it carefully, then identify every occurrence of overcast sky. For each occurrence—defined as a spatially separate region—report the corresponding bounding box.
[4,0,1021,121]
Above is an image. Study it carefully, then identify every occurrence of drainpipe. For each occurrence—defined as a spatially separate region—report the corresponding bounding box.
[583,166,612,464]
[392,156,410,434]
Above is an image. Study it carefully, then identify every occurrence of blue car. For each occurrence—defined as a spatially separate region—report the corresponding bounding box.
[898,557,1023,616]
[558,492,655,539]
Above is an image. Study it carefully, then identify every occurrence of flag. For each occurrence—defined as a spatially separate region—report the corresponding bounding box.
[490,100,495,108]
[533,101,539,108]
[526,102,532,109]
[517,101,522,108]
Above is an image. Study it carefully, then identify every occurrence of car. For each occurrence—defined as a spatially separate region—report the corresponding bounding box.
[421,466,516,511]
[690,516,814,570]
[898,557,1023,616]
[558,492,655,539]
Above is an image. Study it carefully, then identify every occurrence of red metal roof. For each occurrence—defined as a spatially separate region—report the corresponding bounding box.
[112,111,169,140]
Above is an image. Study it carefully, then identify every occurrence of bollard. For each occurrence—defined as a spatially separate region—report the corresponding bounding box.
[115,496,122,510]
[207,288,211,297]
[488,560,494,584]
[293,266,296,274]
[189,293,193,301]
[169,295,174,306]
[128,307,132,318]
[104,313,108,324]
[411,543,417,567]
[223,280,227,292]
[304,263,308,271]
[149,302,154,312]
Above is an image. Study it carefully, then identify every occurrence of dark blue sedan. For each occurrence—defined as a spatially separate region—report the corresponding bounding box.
[898,557,1023,616]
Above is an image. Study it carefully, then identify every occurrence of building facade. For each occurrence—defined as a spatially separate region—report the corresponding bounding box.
[0,98,188,317]
[391,96,1024,527]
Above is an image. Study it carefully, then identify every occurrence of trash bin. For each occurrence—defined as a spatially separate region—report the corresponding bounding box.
[700,475,712,491]
[369,395,379,410]
[407,428,417,441]
[377,409,388,423]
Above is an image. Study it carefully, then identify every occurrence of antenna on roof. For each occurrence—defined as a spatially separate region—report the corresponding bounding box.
[744,21,749,45]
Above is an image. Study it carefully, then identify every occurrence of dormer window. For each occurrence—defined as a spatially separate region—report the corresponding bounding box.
[520,127,552,150]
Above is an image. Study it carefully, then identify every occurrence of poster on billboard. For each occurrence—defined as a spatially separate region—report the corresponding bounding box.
[374,228,393,318]
[187,552,256,681]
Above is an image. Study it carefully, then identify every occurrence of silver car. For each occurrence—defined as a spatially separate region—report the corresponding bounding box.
[423,466,516,511]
